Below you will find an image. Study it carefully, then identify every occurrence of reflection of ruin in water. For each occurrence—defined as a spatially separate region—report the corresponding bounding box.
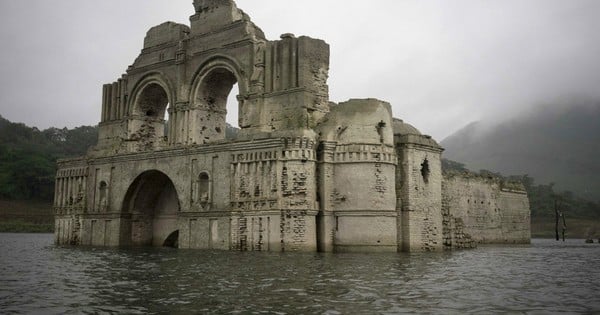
[54,0,530,252]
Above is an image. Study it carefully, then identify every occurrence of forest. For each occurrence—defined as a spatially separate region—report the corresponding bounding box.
[0,115,97,201]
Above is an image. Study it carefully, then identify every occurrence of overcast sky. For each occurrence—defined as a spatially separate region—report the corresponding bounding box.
[1,0,599,140]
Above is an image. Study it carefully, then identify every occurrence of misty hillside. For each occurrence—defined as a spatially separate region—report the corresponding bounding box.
[441,100,600,202]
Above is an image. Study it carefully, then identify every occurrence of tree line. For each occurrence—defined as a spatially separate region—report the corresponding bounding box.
[0,115,97,201]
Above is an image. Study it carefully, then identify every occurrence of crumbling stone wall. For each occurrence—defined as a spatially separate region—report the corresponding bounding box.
[228,137,318,252]
[442,172,531,244]
[277,137,318,251]
[441,198,476,249]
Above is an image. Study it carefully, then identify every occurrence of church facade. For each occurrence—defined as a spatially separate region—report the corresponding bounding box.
[54,0,530,252]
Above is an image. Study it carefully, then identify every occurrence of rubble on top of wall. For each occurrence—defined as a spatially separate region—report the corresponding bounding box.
[442,169,527,193]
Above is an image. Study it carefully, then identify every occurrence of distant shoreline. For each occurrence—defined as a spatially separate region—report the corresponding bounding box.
[0,220,53,233]
[0,199,54,233]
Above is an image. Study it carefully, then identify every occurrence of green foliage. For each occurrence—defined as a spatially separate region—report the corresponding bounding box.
[0,115,98,201]
[501,174,599,220]
[225,122,239,140]
[0,149,54,199]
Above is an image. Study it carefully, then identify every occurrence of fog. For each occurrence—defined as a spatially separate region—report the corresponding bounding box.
[1,0,599,140]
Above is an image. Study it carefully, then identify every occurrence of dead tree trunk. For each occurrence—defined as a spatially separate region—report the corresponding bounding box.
[561,211,567,242]
[555,200,560,241]
[555,199,566,242]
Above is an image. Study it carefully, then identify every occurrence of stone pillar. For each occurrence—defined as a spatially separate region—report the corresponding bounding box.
[105,84,113,121]
[277,137,318,252]
[101,85,108,122]
[316,141,336,252]
[111,82,118,120]
[396,137,444,252]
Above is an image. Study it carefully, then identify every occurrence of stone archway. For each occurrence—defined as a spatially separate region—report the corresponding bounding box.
[137,83,169,117]
[190,66,239,143]
[129,75,174,148]
[122,170,180,247]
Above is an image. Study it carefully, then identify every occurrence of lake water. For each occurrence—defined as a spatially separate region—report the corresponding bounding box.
[0,234,598,314]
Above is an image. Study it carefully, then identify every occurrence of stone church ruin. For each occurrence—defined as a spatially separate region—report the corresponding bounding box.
[54,0,530,251]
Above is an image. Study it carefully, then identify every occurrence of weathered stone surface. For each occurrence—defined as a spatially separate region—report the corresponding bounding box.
[442,172,531,245]
[53,0,530,252]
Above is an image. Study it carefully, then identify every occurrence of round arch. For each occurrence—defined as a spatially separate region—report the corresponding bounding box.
[128,73,176,146]
[189,55,249,99]
[129,72,176,117]
[121,170,181,247]
[188,55,248,142]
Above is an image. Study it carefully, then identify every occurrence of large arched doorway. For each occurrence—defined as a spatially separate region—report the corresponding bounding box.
[122,170,180,247]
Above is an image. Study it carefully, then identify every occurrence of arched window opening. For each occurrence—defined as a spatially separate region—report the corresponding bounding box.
[195,68,239,142]
[198,172,210,203]
[139,83,168,118]
[197,68,236,113]
[421,159,430,184]
[135,83,170,146]
[98,181,108,211]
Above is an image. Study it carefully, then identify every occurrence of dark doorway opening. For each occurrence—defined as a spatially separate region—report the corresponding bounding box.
[163,230,179,248]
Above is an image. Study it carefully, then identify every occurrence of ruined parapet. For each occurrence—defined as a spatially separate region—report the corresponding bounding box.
[316,99,397,252]
[394,118,444,251]
[144,22,190,49]
[442,172,530,244]
[92,0,329,155]
[190,0,247,35]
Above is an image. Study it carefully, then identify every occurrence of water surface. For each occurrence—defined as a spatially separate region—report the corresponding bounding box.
[1,234,598,314]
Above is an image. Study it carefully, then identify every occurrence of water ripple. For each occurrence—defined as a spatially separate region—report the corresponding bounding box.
[1,235,599,314]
